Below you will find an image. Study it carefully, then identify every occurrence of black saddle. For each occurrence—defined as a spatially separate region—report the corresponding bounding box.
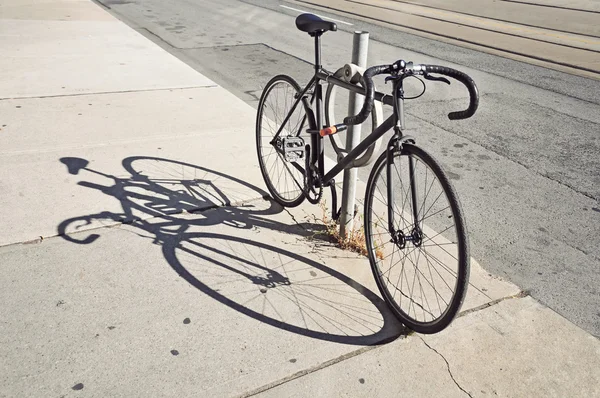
[295,13,337,35]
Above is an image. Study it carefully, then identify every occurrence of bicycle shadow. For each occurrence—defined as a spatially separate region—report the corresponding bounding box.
[57,156,403,345]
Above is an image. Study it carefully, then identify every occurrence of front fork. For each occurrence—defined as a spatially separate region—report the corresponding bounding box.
[386,78,423,248]
[386,130,422,248]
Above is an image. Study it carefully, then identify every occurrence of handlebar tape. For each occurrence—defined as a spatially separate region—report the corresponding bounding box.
[424,65,479,120]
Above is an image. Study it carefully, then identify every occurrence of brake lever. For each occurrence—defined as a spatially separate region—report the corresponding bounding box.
[423,73,451,85]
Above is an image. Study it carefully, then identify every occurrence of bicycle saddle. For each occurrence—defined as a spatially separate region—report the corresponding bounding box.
[295,13,337,35]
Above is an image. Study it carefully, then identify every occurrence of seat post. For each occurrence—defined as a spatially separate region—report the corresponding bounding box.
[314,32,322,73]
[312,31,324,171]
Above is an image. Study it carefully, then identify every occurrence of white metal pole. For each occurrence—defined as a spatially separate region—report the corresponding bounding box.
[339,31,369,240]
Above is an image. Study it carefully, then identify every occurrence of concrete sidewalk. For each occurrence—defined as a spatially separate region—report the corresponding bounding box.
[1,0,599,397]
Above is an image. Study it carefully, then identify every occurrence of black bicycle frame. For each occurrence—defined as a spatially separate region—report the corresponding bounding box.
[271,34,414,236]
[273,77,398,183]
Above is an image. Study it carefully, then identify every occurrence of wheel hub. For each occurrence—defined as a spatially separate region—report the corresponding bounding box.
[391,230,407,249]
[410,227,423,247]
[391,227,423,249]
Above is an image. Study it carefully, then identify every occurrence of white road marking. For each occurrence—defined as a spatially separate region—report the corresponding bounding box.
[279,4,354,25]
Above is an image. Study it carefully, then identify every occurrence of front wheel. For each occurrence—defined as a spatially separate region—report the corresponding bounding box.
[364,144,469,334]
[256,75,315,207]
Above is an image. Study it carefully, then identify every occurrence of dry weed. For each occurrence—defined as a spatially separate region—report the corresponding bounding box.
[317,201,384,260]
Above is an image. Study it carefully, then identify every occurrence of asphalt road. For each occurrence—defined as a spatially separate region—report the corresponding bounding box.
[97,0,600,337]
[300,0,600,77]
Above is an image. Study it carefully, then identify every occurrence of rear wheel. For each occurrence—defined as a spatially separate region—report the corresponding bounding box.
[364,144,469,334]
[256,75,314,207]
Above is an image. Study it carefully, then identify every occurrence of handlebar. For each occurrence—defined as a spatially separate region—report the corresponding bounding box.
[342,61,479,126]
[424,65,479,120]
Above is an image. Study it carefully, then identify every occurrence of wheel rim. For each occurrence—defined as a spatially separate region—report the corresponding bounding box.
[366,148,467,327]
[257,79,309,205]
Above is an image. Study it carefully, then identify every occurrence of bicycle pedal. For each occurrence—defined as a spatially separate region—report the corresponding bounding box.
[282,136,305,162]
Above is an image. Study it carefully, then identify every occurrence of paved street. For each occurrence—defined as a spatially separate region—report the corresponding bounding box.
[300,0,600,77]
[94,0,600,336]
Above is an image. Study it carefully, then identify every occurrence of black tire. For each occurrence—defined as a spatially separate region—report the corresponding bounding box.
[256,75,315,207]
[364,144,469,334]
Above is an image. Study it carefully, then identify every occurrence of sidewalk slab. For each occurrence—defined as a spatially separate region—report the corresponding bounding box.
[254,296,600,398]
[0,0,213,99]
[0,201,401,397]
[1,0,113,21]
[0,86,262,247]
[422,296,600,397]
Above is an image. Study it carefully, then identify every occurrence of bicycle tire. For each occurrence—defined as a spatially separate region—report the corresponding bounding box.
[364,143,469,334]
[256,75,315,207]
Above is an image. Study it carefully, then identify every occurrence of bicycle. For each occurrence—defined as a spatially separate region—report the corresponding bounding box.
[255,14,479,334]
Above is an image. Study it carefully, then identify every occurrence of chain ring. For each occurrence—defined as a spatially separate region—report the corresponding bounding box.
[304,167,323,204]
[306,183,323,204]
[301,150,323,204]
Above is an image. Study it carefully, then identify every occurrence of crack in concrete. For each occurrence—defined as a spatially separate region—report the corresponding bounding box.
[538,170,597,201]
[283,207,306,231]
[0,86,216,102]
[0,197,267,249]
[238,345,376,397]
[419,337,474,398]
[458,290,528,318]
